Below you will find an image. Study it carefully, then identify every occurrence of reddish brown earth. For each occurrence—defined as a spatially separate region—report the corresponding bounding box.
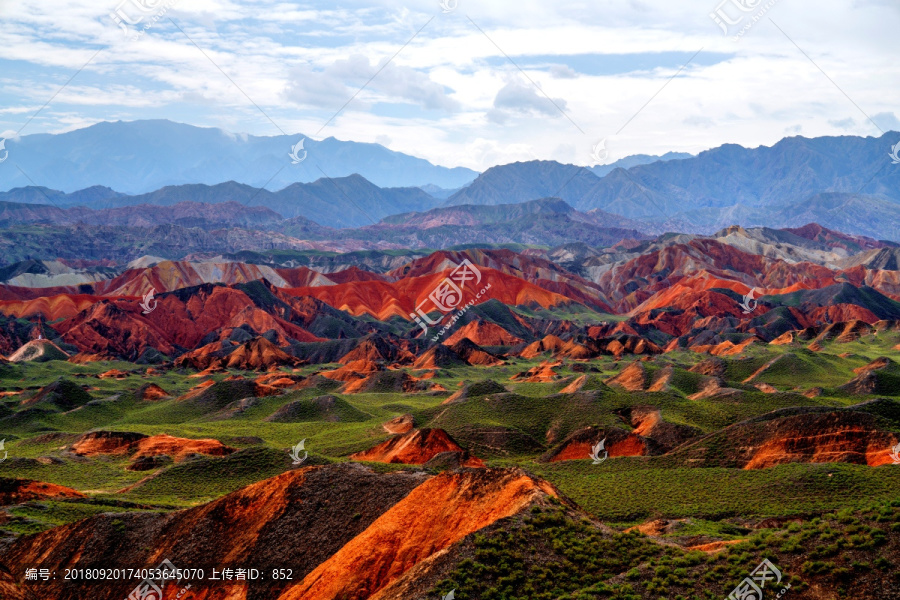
[606,361,646,391]
[510,360,561,383]
[137,383,171,401]
[97,369,129,379]
[48,283,322,361]
[320,359,381,382]
[784,223,891,253]
[131,434,236,462]
[560,374,587,393]
[443,320,524,346]
[285,468,558,600]
[176,337,304,371]
[386,248,611,310]
[1,243,899,367]
[383,414,415,434]
[547,426,654,462]
[688,540,746,553]
[285,267,572,321]
[519,334,566,358]
[0,478,85,506]
[671,404,899,469]
[0,465,430,600]
[71,431,235,461]
[254,372,302,388]
[350,428,484,466]
[448,338,503,366]
[1,466,567,599]
[71,431,148,456]
[339,338,416,364]
[688,377,742,400]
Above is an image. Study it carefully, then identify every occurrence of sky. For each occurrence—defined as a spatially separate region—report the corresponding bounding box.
[0,0,898,171]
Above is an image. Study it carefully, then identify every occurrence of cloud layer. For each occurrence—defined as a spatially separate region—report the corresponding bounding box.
[0,0,897,172]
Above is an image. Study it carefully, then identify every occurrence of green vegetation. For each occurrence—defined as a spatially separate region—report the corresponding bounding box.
[0,334,899,548]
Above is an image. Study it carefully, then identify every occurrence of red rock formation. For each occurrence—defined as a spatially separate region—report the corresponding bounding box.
[0,479,85,506]
[519,334,566,358]
[286,267,572,321]
[71,431,235,462]
[547,427,651,462]
[321,359,381,382]
[510,360,561,383]
[443,320,524,346]
[606,361,646,391]
[98,369,129,379]
[137,383,170,401]
[285,469,558,600]
[350,428,483,467]
[560,374,587,393]
[383,414,415,434]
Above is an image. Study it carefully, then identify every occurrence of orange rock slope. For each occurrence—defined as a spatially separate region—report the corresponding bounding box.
[282,469,559,600]
[71,431,235,461]
[0,479,85,506]
[350,428,484,467]
[0,465,560,600]
[285,267,572,321]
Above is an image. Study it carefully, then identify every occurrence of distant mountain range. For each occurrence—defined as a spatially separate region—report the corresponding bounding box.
[447,134,900,218]
[0,176,439,229]
[1,123,900,240]
[0,120,478,194]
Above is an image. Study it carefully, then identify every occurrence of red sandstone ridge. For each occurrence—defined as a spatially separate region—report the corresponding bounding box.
[545,426,655,462]
[98,369,129,379]
[383,414,415,434]
[0,478,85,506]
[443,320,524,346]
[283,468,559,600]
[510,360,561,383]
[669,402,900,469]
[0,465,429,600]
[137,383,170,401]
[175,337,304,371]
[0,464,568,600]
[350,428,484,467]
[71,431,235,462]
[285,266,573,321]
[606,361,647,391]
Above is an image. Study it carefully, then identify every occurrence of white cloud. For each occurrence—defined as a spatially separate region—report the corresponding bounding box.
[0,0,897,172]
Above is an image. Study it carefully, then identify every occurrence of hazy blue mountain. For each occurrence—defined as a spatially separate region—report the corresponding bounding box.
[444,161,601,207]
[589,151,693,177]
[383,197,645,231]
[0,185,122,207]
[12,174,441,228]
[592,133,900,219]
[268,175,439,228]
[0,198,289,230]
[418,183,464,199]
[444,133,900,220]
[0,120,478,194]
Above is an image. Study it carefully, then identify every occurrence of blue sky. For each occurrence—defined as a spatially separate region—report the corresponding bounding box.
[1,0,898,170]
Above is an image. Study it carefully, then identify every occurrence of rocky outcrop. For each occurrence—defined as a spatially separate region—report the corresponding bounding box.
[71,431,235,462]
[0,478,85,506]
[8,339,69,362]
[671,402,900,468]
[544,426,659,462]
[350,429,484,467]
[443,320,524,346]
[606,361,647,391]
